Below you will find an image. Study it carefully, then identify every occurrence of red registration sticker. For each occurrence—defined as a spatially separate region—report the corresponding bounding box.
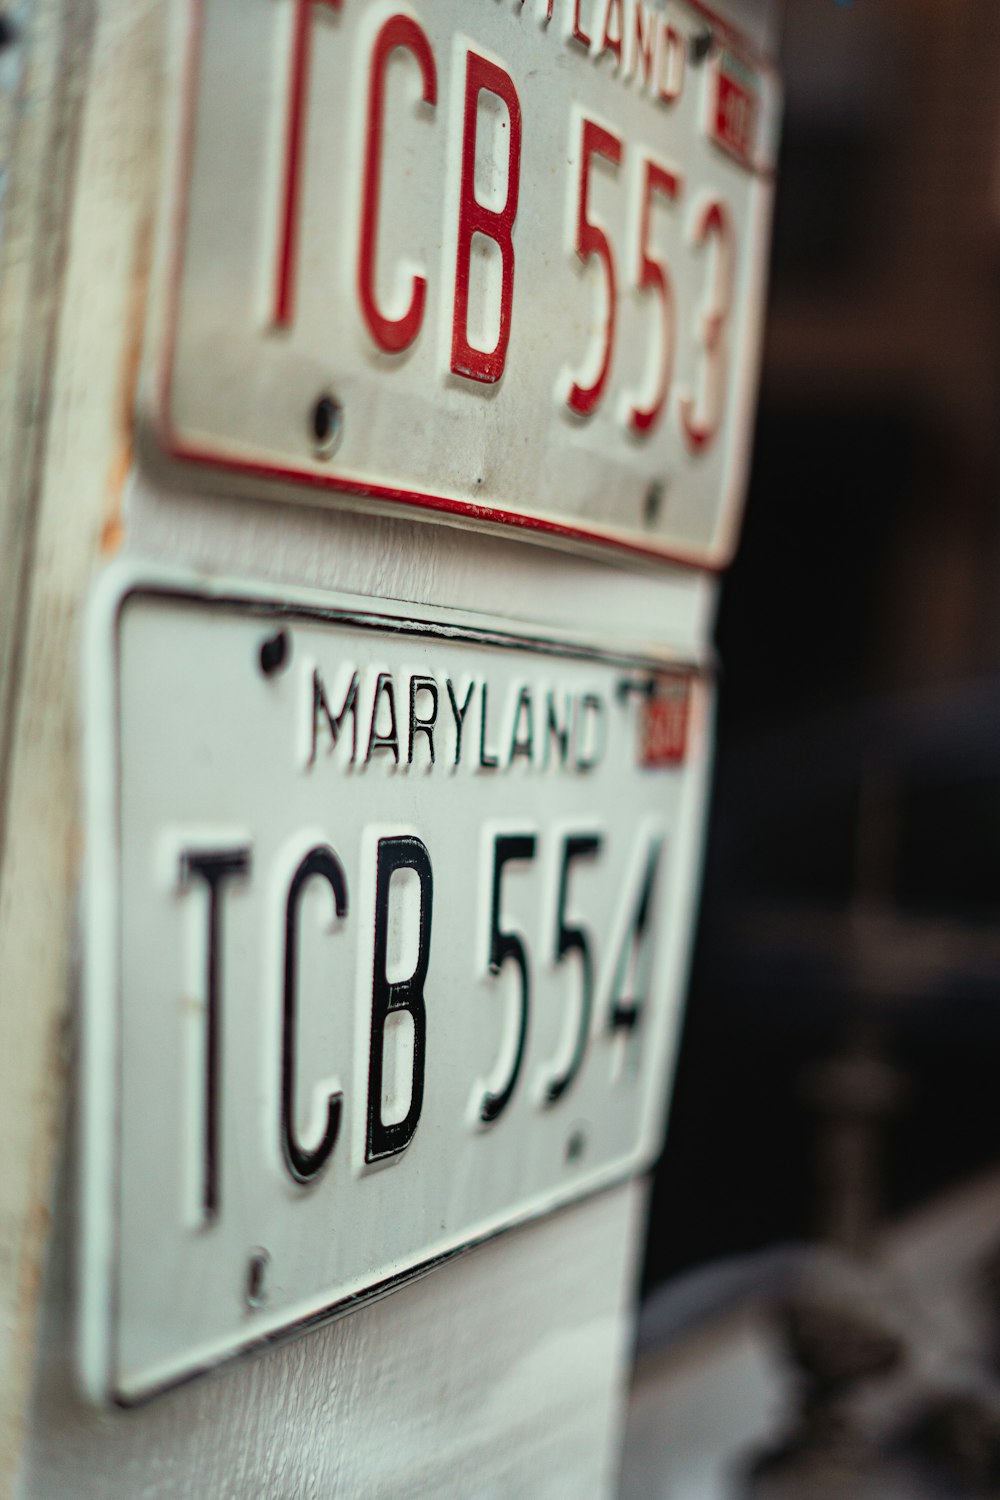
[709,50,760,169]
[641,678,692,767]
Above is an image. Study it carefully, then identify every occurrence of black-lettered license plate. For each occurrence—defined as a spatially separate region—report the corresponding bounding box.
[82,575,711,1403]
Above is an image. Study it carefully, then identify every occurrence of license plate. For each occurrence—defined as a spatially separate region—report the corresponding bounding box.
[81,572,712,1403]
[153,0,779,567]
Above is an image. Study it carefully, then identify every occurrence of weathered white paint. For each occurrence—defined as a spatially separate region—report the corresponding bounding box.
[23,1146,646,1500]
[0,0,778,1492]
[0,0,91,759]
[0,0,166,1485]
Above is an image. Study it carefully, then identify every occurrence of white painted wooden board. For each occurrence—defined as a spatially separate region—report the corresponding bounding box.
[22,1150,646,1500]
[0,0,167,1486]
[0,0,779,1494]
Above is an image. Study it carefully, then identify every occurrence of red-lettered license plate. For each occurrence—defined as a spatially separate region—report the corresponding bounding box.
[154,0,778,566]
[81,574,712,1402]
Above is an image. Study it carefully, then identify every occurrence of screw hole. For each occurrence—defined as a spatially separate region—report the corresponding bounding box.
[644,481,665,527]
[0,14,19,50]
[311,394,342,459]
[689,27,713,63]
[566,1129,587,1163]
[259,629,290,677]
[246,1249,270,1308]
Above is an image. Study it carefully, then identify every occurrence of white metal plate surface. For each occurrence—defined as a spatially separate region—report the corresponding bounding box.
[82,571,712,1404]
[153,0,779,567]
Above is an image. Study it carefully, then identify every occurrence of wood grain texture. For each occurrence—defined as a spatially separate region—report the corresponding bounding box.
[0,0,777,1491]
[0,0,165,1486]
[0,0,92,842]
[22,1155,646,1500]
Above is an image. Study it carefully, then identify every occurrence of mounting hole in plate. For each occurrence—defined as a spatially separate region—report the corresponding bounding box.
[246,1249,270,1309]
[644,481,666,527]
[565,1129,587,1163]
[311,393,343,459]
[689,27,713,63]
[258,629,291,677]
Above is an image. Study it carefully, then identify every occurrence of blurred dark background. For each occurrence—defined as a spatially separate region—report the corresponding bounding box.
[644,0,1000,1289]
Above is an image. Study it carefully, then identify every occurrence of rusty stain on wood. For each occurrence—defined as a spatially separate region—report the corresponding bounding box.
[103,206,154,530]
[100,512,125,555]
[0,0,162,1486]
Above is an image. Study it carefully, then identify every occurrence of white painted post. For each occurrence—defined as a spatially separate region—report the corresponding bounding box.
[0,0,779,1493]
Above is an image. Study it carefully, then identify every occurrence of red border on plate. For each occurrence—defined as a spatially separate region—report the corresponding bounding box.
[155,0,775,574]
